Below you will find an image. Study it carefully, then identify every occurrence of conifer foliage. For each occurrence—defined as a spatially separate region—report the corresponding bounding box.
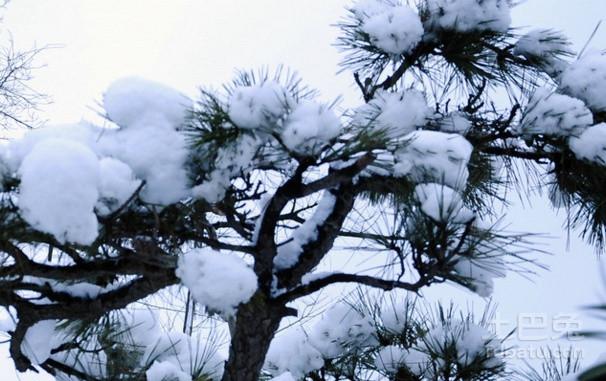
[0,0,605,380]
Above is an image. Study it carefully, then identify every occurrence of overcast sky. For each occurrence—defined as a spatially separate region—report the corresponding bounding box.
[1,1,605,380]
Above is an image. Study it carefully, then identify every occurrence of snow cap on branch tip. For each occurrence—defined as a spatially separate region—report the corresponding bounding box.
[394,130,473,190]
[518,87,593,137]
[560,51,606,112]
[425,0,512,34]
[228,80,292,129]
[360,3,424,55]
[354,89,432,138]
[281,101,341,155]
[176,249,258,315]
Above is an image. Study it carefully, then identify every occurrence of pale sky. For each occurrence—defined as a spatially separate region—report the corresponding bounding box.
[1,1,605,380]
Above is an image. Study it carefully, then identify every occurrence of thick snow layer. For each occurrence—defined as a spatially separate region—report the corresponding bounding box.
[439,112,472,134]
[6,123,101,172]
[569,123,606,165]
[281,101,341,155]
[21,320,58,365]
[146,361,192,381]
[96,157,141,215]
[425,0,511,33]
[560,52,606,112]
[103,77,191,128]
[192,134,259,203]
[309,302,376,358]
[176,249,257,314]
[98,121,190,205]
[518,88,593,137]
[99,77,191,204]
[18,139,100,245]
[265,328,324,378]
[228,81,292,129]
[414,183,474,223]
[354,90,431,138]
[361,5,424,55]
[274,192,337,270]
[394,130,473,190]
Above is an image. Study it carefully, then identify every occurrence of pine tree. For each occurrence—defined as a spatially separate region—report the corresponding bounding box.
[0,1,605,380]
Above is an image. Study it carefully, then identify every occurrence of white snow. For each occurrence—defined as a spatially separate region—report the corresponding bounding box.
[354,90,431,138]
[518,88,593,137]
[381,298,411,334]
[394,130,473,190]
[456,323,500,366]
[97,118,190,205]
[421,321,501,368]
[439,112,472,134]
[228,81,292,129]
[146,361,192,381]
[96,157,141,216]
[0,307,15,332]
[21,320,58,365]
[274,192,337,270]
[569,123,606,165]
[375,345,408,374]
[103,76,191,129]
[265,328,324,378]
[281,101,341,155]
[425,0,511,33]
[514,29,571,76]
[270,372,296,381]
[6,122,101,173]
[361,5,424,55]
[414,183,474,223]
[144,331,224,380]
[18,139,100,245]
[560,52,606,112]
[350,0,390,19]
[375,346,429,376]
[99,77,192,205]
[453,254,505,297]
[309,302,376,358]
[192,134,259,203]
[176,249,258,315]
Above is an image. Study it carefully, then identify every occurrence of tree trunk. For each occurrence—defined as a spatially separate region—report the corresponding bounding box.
[221,293,285,381]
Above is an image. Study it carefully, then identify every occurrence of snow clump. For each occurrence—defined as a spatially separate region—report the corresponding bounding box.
[560,52,606,112]
[358,3,424,55]
[518,88,593,137]
[354,90,431,138]
[425,0,511,33]
[176,249,258,315]
[394,130,473,190]
[18,139,100,245]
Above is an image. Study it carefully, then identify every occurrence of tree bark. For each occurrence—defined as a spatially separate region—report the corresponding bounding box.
[221,293,285,381]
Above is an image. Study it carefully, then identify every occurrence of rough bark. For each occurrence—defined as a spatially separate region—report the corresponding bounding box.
[221,293,285,381]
